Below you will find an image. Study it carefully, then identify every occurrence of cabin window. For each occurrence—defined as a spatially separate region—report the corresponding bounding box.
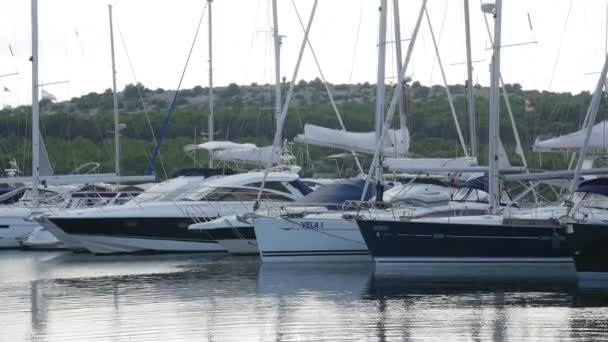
[245,182,290,194]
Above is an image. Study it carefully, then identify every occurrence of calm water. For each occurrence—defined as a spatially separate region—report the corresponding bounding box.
[1,251,608,341]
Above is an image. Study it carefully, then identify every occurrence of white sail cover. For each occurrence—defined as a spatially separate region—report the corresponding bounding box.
[213,145,280,165]
[183,141,257,153]
[294,124,409,157]
[385,157,478,172]
[533,120,608,153]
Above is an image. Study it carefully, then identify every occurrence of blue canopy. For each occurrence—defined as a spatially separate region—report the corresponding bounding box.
[295,179,372,210]
[463,176,488,192]
[576,178,608,197]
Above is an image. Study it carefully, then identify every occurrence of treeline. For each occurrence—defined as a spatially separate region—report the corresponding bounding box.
[0,80,598,178]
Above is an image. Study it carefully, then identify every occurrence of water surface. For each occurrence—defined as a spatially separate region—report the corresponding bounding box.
[1,250,608,341]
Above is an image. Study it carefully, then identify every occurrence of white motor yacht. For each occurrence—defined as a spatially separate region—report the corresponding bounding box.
[41,171,311,254]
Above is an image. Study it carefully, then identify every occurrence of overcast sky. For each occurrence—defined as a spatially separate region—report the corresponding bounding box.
[0,0,607,107]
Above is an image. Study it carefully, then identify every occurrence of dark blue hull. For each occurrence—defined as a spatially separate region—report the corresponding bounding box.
[569,223,608,284]
[356,219,571,264]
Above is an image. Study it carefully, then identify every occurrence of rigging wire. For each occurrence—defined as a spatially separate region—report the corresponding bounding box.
[289,0,364,174]
[547,0,574,91]
[146,2,208,176]
[343,0,365,102]
[114,8,173,179]
[428,1,449,86]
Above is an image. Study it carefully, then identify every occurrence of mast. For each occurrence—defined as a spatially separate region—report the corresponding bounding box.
[108,4,120,179]
[31,0,40,204]
[463,0,477,158]
[392,0,407,157]
[271,0,282,144]
[486,0,502,214]
[375,0,388,201]
[207,0,214,168]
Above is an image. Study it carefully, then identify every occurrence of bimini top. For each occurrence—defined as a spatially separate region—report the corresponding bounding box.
[576,178,608,197]
[295,179,372,210]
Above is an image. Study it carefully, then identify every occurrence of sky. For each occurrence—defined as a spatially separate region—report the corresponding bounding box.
[0,0,607,107]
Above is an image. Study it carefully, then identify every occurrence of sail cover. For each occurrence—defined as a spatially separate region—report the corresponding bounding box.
[533,120,608,153]
[183,141,257,153]
[39,135,53,176]
[294,124,409,157]
[213,145,280,165]
[384,157,478,172]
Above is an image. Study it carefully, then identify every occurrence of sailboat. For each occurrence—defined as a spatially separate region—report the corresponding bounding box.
[354,1,603,270]
[0,1,156,249]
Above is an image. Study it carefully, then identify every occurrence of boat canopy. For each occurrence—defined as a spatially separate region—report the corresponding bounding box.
[294,124,409,157]
[294,179,372,209]
[533,120,608,153]
[576,178,608,197]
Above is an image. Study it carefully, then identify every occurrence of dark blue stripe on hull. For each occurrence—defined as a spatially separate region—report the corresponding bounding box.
[49,217,217,243]
[376,259,570,264]
[570,223,608,273]
[262,249,369,257]
[205,226,256,240]
[357,219,570,260]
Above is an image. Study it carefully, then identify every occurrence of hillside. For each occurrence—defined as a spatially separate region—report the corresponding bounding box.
[0,79,597,179]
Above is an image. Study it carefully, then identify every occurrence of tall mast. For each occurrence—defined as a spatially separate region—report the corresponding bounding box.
[108,4,120,179]
[31,0,40,204]
[271,0,282,144]
[207,0,214,167]
[464,0,477,158]
[375,0,388,201]
[392,0,407,157]
[487,0,502,214]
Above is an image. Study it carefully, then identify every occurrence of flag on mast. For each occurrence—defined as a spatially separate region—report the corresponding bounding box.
[41,89,57,102]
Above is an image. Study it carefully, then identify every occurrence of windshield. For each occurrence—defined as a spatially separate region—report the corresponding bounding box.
[177,186,294,202]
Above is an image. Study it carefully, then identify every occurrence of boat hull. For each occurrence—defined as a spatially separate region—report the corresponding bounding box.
[357,219,572,267]
[0,217,40,249]
[254,217,371,262]
[200,225,259,255]
[569,223,608,287]
[48,217,227,254]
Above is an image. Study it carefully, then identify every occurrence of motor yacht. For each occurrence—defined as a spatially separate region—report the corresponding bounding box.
[41,171,311,254]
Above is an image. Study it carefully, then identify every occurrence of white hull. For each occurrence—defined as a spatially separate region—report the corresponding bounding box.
[216,238,259,255]
[254,217,371,263]
[72,234,228,255]
[19,226,67,250]
[0,217,40,249]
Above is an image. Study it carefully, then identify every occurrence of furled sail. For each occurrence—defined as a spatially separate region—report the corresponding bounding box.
[533,120,608,153]
[294,124,409,157]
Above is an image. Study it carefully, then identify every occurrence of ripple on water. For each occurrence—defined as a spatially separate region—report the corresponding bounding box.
[1,250,608,341]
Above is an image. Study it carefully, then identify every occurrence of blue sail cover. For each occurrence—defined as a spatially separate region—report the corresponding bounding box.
[576,178,608,197]
[295,179,372,210]
[463,176,488,192]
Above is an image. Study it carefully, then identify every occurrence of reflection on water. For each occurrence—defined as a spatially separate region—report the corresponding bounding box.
[1,250,608,341]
